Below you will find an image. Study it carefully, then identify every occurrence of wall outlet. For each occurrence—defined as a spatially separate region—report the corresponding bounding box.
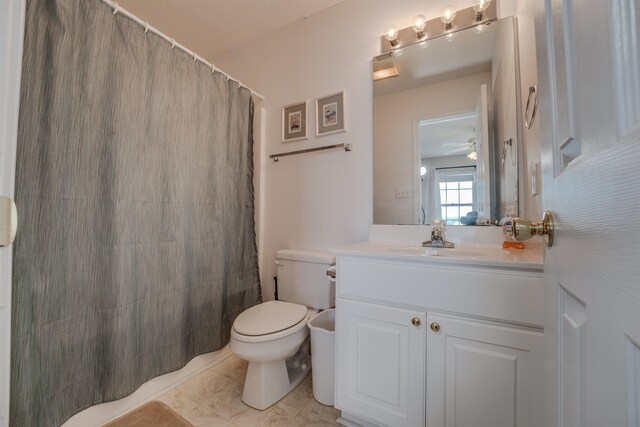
[395,187,412,199]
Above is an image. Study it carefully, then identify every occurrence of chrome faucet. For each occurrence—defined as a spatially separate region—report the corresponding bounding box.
[422,220,455,248]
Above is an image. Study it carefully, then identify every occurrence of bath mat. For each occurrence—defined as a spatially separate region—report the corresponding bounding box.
[103,401,193,427]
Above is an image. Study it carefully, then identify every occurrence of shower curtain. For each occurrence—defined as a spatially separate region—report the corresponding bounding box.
[10,0,261,425]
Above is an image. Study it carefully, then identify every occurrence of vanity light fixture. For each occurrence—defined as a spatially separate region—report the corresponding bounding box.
[412,15,427,39]
[440,5,457,31]
[472,0,492,21]
[384,25,399,47]
[467,150,478,160]
[379,0,497,54]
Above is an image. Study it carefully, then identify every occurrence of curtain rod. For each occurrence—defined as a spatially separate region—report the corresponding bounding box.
[102,1,265,101]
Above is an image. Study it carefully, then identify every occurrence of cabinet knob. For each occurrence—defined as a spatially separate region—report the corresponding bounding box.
[411,317,421,327]
[430,322,441,332]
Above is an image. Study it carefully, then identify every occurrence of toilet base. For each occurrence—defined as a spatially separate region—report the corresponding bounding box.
[241,348,311,410]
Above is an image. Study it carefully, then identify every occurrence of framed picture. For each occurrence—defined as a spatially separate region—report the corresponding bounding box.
[282,101,308,142]
[316,91,345,136]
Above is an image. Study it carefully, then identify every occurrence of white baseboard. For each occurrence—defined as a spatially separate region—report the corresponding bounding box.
[63,345,232,427]
[337,411,381,427]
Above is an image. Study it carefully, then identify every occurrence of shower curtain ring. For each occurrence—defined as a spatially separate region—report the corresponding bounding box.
[144,22,150,34]
[193,53,198,62]
[211,64,215,74]
[226,73,230,81]
[171,38,176,49]
[112,2,119,15]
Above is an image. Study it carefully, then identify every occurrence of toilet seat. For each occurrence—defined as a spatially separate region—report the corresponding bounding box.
[232,301,309,343]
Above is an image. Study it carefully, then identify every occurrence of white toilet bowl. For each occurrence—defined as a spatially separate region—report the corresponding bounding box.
[229,300,315,410]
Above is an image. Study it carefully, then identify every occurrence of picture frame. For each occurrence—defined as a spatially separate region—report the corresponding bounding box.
[316,91,345,137]
[282,101,308,142]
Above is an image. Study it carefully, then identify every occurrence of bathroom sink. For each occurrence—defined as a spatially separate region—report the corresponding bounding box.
[334,240,543,270]
[384,245,507,258]
[424,248,488,257]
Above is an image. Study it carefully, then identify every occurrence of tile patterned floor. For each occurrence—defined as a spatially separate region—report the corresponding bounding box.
[155,354,341,427]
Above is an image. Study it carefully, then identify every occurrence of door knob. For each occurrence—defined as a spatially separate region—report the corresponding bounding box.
[411,317,421,327]
[503,211,555,247]
[430,322,440,332]
[0,197,18,247]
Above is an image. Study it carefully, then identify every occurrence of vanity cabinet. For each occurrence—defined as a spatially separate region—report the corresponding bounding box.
[334,254,544,427]
[336,299,426,427]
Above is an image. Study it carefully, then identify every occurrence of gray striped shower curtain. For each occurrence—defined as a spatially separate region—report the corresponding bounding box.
[10,0,261,425]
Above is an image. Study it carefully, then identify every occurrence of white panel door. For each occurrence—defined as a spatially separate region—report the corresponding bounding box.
[335,298,426,427]
[0,1,26,426]
[534,0,640,426]
[426,314,543,427]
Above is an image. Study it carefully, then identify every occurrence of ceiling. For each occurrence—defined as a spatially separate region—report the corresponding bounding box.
[117,0,344,60]
[373,21,498,96]
[419,114,476,158]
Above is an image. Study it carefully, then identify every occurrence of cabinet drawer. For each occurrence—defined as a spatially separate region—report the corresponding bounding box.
[337,258,544,327]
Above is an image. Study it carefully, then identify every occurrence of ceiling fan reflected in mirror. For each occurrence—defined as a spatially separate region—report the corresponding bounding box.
[441,137,476,157]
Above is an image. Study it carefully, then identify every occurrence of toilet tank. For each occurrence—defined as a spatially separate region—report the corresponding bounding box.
[276,249,336,309]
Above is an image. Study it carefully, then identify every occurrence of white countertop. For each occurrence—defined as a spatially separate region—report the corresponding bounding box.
[333,240,544,271]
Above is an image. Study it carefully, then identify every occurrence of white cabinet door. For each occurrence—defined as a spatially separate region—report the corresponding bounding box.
[426,314,543,427]
[336,298,426,427]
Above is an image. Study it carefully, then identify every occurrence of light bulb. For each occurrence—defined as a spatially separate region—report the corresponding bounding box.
[412,14,427,39]
[474,23,487,34]
[472,0,491,20]
[473,0,491,13]
[440,6,456,31]
[468,151,477,160]
[384,25,399,46]
[420,166,427,176]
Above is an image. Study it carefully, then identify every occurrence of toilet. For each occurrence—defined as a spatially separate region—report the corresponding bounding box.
[229,249,335,410]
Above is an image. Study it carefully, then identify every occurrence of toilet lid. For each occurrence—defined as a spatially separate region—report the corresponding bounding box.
[233,300,307,336]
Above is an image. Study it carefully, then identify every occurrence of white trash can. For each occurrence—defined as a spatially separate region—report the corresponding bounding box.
[307,309,336,406]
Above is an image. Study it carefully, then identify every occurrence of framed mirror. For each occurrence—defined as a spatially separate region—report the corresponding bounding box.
[373,17,520,225]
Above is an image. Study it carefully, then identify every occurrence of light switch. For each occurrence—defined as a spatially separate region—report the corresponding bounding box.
[531,162,539,196]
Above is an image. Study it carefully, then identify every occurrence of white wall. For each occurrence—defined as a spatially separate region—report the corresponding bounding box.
[495,0,543,220]
[373,72,491,225]
[213,0,538,300]
[515,1,542,219]
[491,18,519,218]
[215,0,469,300]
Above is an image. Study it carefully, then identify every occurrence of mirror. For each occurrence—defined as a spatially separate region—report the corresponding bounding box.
[373,17,519,225]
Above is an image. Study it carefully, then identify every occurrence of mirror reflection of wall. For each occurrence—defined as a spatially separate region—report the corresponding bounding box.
[373,17,520,225]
